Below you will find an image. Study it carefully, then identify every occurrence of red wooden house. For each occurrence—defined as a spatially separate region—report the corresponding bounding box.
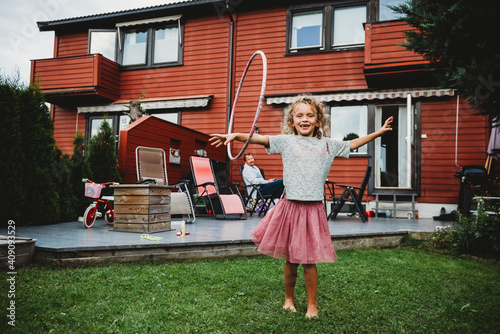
[31,0,492,218]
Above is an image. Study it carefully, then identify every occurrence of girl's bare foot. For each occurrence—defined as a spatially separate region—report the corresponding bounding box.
[305,302,318,319]
[283,297,296,312]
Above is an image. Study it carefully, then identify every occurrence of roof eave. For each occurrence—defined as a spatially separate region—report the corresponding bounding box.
[37,0,222,31]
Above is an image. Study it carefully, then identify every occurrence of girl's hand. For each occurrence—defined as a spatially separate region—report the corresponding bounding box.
[380,116,394,134]
[209,133,236,147]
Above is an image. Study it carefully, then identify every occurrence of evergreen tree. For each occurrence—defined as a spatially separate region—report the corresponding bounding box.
[86,119,121,197]
[0,74,25,226]
[0,73,61,226]
[70,132,92,215]
[53,148,78,221]
[393,0,500,125]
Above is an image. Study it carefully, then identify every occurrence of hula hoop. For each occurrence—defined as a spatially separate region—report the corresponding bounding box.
[227,50,267,161]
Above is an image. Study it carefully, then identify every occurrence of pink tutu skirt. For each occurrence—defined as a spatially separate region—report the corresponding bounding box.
[249,197,337,264]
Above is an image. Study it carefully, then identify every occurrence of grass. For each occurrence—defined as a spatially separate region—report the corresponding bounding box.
[1,247,499,333]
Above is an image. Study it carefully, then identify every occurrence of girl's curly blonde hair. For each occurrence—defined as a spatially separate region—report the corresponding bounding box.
[282,94,327,139]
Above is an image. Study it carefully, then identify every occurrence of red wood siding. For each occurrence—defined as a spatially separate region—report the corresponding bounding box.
[420,97,489,203]
[119,15,231,136]
[56,33,88,57]
[118,115,226,185]
[365,21,427,67]
[52,106,86,153]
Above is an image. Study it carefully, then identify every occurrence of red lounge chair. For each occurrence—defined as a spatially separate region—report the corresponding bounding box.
[190,156,247,220]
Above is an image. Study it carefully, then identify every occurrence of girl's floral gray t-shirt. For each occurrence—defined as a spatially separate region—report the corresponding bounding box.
[266,135,350,201]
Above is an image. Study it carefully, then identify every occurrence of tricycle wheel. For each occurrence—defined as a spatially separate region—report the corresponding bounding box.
[83,204,97,228]
[104,210,114,225]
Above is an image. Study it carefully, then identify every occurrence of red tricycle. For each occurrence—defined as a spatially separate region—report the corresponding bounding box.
[78,178,119,228]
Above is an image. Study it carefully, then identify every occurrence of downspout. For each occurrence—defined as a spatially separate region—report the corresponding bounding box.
[227,2,234,134]
[455,94,461,168]
[226,1,235,175]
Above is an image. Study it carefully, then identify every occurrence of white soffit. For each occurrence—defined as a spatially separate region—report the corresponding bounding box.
[77,95,212,113]
[266,88,455,104]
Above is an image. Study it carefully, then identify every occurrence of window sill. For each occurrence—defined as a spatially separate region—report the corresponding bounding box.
[120,62,183,71]
[285,46,364,56]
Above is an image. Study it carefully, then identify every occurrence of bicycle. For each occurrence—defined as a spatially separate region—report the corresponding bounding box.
[78,178,119,228]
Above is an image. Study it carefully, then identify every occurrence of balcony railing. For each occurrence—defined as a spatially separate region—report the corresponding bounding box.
[31,54,120,105]
[364,21,433,88]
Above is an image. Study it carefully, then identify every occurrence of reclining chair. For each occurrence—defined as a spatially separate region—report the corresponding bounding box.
[189,156,247,220]
[136,146,195,223]
[328,165,372,223]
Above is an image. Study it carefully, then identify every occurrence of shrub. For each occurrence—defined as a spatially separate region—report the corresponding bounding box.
[0,73,62,226]
[431,225,455,250]
[431,199,500,259]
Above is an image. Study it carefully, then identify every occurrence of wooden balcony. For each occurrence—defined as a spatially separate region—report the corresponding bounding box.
[31,54,120,106]
[364,21,435,88]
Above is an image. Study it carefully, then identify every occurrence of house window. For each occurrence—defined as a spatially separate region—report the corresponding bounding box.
[287,2,367,54]
[291,11,323,49]
[117,16,183,69]
[122,28,148,66]
[333,6,366,47]
[87,115,130,153]
[90,118,114,139]
[88,30,116,61]
[331,105,368,154]
[153,26,179,64]
[379,0,407,21]
[152,112,180,124]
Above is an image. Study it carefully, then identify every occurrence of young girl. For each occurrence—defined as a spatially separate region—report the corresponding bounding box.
[210,94,393,319]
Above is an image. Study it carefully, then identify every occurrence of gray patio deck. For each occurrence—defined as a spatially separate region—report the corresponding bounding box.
[12,215,449,266]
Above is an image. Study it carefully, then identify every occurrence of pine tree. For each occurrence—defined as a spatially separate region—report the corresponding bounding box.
[86,119,121,196]
[70,132,92,216]
[393,0,500,125]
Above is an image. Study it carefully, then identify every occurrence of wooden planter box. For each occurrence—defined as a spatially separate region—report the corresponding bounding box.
[0,236,37,269]
[111,184,172,233]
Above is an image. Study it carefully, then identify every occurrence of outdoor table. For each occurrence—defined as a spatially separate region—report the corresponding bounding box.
[111,184,173,233]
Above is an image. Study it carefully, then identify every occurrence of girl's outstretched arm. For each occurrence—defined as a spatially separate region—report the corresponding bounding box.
[350,116,393,150]
[209,133,270,148]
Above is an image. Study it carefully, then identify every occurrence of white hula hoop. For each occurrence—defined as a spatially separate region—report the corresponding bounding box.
[227,50,267,161]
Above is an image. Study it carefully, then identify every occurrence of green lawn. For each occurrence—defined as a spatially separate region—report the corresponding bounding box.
[1,247,499,333]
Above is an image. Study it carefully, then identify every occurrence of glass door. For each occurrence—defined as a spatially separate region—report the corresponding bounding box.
[374,104,414,189]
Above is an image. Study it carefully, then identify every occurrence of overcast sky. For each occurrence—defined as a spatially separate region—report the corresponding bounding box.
[0,0,185,84]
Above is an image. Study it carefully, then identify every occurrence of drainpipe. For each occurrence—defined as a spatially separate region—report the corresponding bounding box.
[227,1,234,134]
[226,1,235,178]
